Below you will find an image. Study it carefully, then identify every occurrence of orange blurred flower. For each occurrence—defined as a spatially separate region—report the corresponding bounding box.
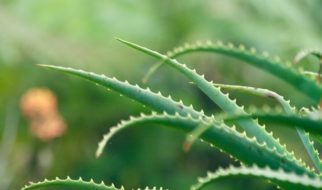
[20,88,66,141]
[21,88,57,118]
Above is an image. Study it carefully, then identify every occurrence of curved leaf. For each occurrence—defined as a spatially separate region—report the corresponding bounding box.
[191,165,322,190]
[213,83,322,173]
[294,48,322,64]
[212,83,295,113]
[117,39,297,161]
[22,177,122,190]
[304,71,322,77]
[146,41,322,103]
[226,113,322,135]
[39,64,204,120]
[97,112,313,176]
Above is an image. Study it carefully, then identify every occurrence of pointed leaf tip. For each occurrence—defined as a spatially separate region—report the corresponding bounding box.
[37,64,51,67]
[116,38,163,59]
[37,64,64,70]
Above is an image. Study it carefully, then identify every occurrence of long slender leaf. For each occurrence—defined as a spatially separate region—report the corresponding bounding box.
[226,113,322,135]
[213,83,322,173]
[146,41,322,103]
[39,64,204,120]
[191,165,322,190]
[293,49,322,64]
[22,177,121,190]
[97,112,313,176]
[117,39,296,161]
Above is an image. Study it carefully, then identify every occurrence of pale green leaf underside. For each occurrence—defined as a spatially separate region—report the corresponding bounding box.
[212,83,295,113]
[304,71,322,78]
[294,48,322,64]
[226,113,322,135]
[191,165,322,190]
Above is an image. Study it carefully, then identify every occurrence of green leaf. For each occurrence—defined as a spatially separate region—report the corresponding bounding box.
[225,111,322,173]
[21,177,165,190]
[21,177,121,190]
[293,48,322,64]
[39,64,204,120]
[117,39,296,161]
[191,165,322,190]
[146,41,322,103]
[226,113,322,135]
[97,112,313,176]
[213,83,322,173]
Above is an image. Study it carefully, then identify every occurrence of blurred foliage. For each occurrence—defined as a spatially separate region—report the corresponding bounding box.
[0,0,321,189]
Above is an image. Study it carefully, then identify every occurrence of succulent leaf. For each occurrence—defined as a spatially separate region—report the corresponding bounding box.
[191,165,322,190]
[226,113,322,135]
[39,64,204,119]
[213,83,322,173]
[117,39,297,161]
[22,177,122,190]
[145,41,322,103]
[97,113,314,176]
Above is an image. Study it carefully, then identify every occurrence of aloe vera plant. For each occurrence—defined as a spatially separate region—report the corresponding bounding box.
[23,39,322,190]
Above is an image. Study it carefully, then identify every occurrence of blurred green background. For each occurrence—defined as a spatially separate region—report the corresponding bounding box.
[0,0,322,189]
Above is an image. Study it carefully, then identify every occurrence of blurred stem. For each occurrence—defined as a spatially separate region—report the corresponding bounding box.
[0,101,19,190]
